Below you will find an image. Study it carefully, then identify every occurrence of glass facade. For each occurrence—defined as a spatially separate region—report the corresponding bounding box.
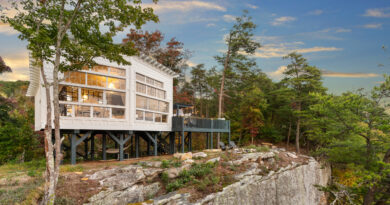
[60,65,126,119]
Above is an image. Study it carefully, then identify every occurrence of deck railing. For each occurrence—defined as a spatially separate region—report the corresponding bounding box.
[172,116,230,132]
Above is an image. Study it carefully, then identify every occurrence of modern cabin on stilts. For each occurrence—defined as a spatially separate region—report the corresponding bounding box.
[26,54,231,164]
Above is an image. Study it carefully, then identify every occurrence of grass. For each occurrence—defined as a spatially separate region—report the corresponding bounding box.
[60,164,85,173]
[0,177,44,205]
[161,159,182,169]
[245,145,270,152]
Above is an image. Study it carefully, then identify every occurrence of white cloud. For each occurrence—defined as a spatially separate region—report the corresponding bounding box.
[364,7,390,18]
[308,9,323,16]
[0,51,29,81]
[362,23,382,29]
[335,28,352,33]
[268,66,287,79]
[322,70,379,78]
[298,28,350,40]
[271,16,296,26]
[245,3,258,9]
[223,14,236,22]
[186,60,197,67]
[206,23,216,27]
[143,1,226,13]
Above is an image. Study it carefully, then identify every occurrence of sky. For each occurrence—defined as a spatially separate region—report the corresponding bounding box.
[0,0,390,94]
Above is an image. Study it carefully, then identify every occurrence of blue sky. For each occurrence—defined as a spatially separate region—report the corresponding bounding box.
[0,0,390,94]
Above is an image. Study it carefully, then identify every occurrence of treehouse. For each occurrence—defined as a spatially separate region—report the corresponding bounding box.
[26,54,230,164]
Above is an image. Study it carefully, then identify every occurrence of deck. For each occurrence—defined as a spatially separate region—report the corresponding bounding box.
[172,116,230,133]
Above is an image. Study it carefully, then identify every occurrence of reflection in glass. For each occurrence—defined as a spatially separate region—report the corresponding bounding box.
[107,77,125,90]
[136,95,147,109]
[146,77,154,85]
[162,115,167,123]
[136,110,144,120]
[107,91,125,106]
[136,73,145,82]
[157,90,166,99]
[81,88,103,104]
[87,74,106,88]
[147,86,156,97]
[112,108,125,119]
[75,105,90,117]
[155,80,163,88]
[136,83,146,94]
[110,67,125,76]
[159,101,169,113]
[60,104,72,117]
[64,71,86,84]
[145,112,153,121]
[93,107,109,118]
[149,99,158,111]
[91,65,108,74]
[59,85,78,102]
[155,113,162,122]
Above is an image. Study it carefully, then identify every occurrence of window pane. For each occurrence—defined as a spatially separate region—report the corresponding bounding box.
[106,91,125,106]
[59,85,78,102]
[145,112,153,121]
[155,113,162,122]
[81,88,103,104]
[93,107,109,118]
[110,67,125,77]
[112,108,125,119]
[136,95,147,109]
[162,115,167,123]
[60,104,72,117]
[159,101,169,113]
[149,99,158,111]
[155,80,163,88]
[87,74,106,88]
[136,83,146,94]
[146,77,154,85]
[75,106,90,117]
[91,65,108,74]
[64,71,85,85]
[147,86,156,97]
[157,90,166,99]
[107,77,125,90]
[136,73,145,82]
[136,110,144,120]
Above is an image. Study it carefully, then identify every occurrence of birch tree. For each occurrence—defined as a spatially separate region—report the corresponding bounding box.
[1,0,158,204]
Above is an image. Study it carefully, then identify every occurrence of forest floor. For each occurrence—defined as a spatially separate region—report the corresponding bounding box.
[0,142,310,205]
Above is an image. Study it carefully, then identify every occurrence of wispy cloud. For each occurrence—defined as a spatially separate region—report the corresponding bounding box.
[322,70,379,78]
[363,7,390,18]
[186,60,197,67]
[362,23,382,29]
[271,16,296,26]
[223,14,236,22]
[245,3,258,9]
[143,1,226,13]
[0,51,29,81]
[267,66,287,79]
[308,9,323,16]
[335,28,352,33]
[298,28,351,40]
[206,23,216,27]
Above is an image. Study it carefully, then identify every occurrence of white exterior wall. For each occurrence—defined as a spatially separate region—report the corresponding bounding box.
[34,56,174,132]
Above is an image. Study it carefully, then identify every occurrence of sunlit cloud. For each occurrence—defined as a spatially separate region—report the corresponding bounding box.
[322,70,379,78]
[223,14,236,22]
[308,9,323,16]
[0,22,18,35]
[245,3,258,9]
[363,7,390,18]
[186,60,197,67]
[271,16,296,26]
[267,66,287,79]
[362,23,382,29]
[143,1,226,13]
[0,51,29,81]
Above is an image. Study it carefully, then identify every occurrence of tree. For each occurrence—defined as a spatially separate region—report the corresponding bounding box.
[1,0,158,204]
[215,10,260,147]
[281,52,325,153]
[0,56,11,74]
[190,64,208,116]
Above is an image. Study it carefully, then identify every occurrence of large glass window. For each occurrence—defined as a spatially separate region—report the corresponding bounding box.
[146,77,154,85]
[108,77,125,90]
[147,86,156,97]
[75,105,90,117]
[112,108,125,119]
[136,73,145,82]
[136,83,146,94]
[110,67,125,77]
[81,88,103,104]
[93,107,109,118]
[136,110,144,120]
[136,95,148,109]
[87,74,106,88]
[162,115,168,123]
[59,85,78,102]
[157,90,166,99]
[159,101,169,113]
[64,71,85,85]
[106,91,125,106]
[149,99,159,111]
[91,65,108,74]
[60,104,72,117]
[145,112,153,121]
[155,80,163,88]
[154,113,162,122]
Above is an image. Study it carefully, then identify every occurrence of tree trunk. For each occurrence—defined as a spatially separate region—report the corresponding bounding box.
[218,35,232,149]
[295,102,301,153]
[363,186,376,205]
[287,120,291,148]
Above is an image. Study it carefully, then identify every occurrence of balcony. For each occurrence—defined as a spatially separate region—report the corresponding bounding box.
[172,116,230,133]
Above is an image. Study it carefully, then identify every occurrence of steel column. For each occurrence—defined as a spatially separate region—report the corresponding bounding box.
[102,134,107,160]
[181,131,185,153]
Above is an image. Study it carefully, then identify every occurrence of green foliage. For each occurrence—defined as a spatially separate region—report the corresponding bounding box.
[161,172,169,184]
[161,159,182,168]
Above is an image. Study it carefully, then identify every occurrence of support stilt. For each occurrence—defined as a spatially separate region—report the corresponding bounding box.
[181,131,185,153]
[169,132,175,154]
[91,134,95,160]
[102,134,107,160]
[71,131,91,165]
[136,135,139,158]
